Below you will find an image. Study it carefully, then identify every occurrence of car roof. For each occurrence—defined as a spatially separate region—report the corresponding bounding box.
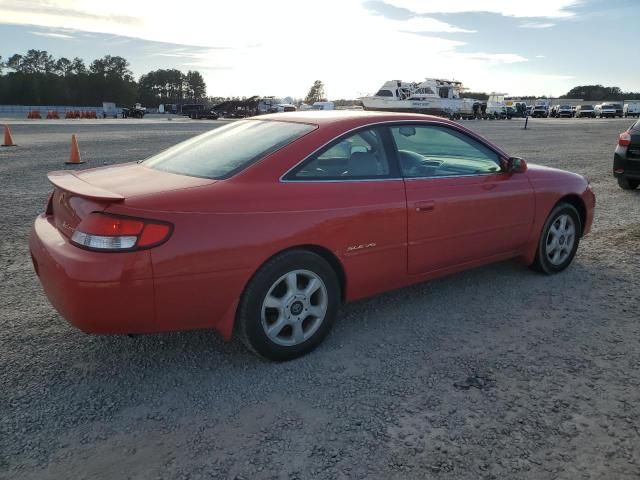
[255,110,455,128]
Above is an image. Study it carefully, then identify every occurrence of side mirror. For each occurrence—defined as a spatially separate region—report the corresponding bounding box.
[506,156,527,173]
[350,145,368,155]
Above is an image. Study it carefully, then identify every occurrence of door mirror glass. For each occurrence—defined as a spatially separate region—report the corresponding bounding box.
[506,156,527,173]
[351,145,368,155]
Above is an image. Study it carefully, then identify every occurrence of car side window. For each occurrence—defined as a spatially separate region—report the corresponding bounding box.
[390,125,501,179]
[288,128,390,180]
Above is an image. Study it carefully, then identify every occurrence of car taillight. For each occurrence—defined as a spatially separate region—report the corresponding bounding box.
[619,131,631,147]
[71,213,172,251]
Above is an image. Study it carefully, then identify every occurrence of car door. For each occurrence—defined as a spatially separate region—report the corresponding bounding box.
[389,123,534,276]
[282,126,407,299]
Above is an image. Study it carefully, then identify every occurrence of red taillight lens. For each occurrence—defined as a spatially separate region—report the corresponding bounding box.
[138,223,171,247]
[71,213,172,251]
[619,131,631,146]
[80,215,144,236]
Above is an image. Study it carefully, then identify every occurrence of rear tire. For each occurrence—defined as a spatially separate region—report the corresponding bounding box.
[618,177,640,190]
[530,203,581,275]
[236,250,340,361]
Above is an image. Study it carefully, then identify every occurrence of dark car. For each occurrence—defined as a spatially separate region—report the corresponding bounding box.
[180,104,205,116]
[614,120,640,189]
[189,108,219,120]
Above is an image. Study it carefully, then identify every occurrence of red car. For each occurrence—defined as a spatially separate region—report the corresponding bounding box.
[30,112,595,360]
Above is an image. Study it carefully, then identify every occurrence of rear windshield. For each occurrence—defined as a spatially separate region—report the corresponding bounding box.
[145,120,315,179]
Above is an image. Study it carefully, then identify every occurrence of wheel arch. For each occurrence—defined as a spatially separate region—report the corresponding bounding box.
[555,194,587,236]
[247,244,347,303]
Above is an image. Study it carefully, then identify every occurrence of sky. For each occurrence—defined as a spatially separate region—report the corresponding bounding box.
[0,0,638,99]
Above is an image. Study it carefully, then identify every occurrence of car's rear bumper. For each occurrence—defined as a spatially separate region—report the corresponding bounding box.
[614,151,640,179]
[29,214,157,334]
[29,214,250,339]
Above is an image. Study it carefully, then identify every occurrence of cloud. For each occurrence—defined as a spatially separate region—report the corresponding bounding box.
[520,22,556,29]
[458,53,527,64]
[399,16,475,33]
[29,30,74,39]
[535,55,546,58]
[384,0,582,18]
[0,0,544,98]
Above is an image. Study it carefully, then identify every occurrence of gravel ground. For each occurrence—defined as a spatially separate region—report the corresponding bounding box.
[1,117,639,480]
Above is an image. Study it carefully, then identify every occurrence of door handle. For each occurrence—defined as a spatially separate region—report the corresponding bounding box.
[414,201,435,212]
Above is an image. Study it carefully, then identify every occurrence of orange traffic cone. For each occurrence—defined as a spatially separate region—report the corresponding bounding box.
[2,125,16,147]
[66,134,85,164]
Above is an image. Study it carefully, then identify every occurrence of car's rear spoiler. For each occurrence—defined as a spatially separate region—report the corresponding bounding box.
[47,171,125,201]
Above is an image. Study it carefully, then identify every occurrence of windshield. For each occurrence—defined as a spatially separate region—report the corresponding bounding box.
[582,105,593,109]
[145,120,315,179]
[560,105,571,109]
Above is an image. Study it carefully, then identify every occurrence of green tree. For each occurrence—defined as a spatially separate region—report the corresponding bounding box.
[304,80,326,104]
[15,49,55,73]
[54,57,73,76]
[184,70,206,102]
[6,54,23,71]
[561,85,625,101]
[71,57,87,74]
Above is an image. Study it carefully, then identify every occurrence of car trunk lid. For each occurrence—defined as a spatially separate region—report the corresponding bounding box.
[47,163,215,238]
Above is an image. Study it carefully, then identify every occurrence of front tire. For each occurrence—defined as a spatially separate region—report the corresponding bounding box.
[530,203,581,274]
[618,177,640,190]
[236,250,340,361]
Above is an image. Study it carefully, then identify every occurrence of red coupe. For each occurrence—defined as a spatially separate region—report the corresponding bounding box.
[30,112,595,360]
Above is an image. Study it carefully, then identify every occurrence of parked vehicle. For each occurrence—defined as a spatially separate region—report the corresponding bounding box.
[557,105,574,118]
[613,103,624,117]
[277,104,297,112]
[613,119,640,190]
[312,101,335,110]
[532,100,550,118]
[549,105,560,118]
[505,101,527,118]
[189,108,219,120]
[121,103,146,119]
[29,111,595,360]
[575,105,595,118]
[180,104,205,117]
[624,102,640,118]
[595,103,617,118]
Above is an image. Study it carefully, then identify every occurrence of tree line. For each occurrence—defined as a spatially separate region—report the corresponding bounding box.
[0,49,207,107]
[560,85,640,101]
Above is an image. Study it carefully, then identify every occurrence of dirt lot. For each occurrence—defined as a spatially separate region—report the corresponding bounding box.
[1,116,639,480]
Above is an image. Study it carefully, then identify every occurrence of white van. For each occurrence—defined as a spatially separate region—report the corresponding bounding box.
[624,102,640,118]
[312,101,335,111]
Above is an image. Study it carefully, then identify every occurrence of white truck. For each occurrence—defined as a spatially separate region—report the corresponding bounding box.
[624,102,640,118]
[312,101,335,111]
